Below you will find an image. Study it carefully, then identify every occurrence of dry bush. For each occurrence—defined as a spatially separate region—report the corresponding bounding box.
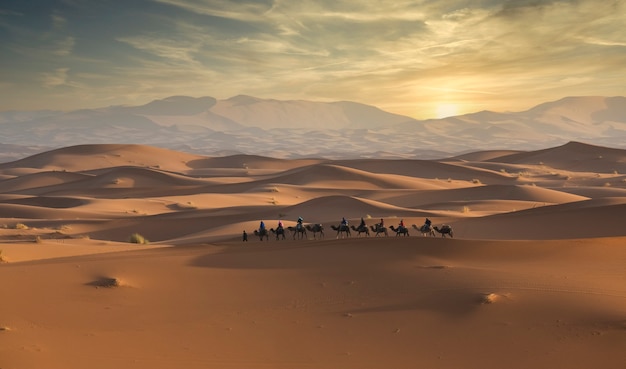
[129,233,149,244]
[481,293,499,304]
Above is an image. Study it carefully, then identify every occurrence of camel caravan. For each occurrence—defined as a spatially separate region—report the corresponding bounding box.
[251,217,453,241]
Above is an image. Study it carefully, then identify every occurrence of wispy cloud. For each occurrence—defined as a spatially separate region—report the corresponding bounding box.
[1,0,625,117]
[42,68,70,87]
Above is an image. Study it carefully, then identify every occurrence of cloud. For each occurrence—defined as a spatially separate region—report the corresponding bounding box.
[1,0,625,117]
[51,12,67,29]
[54,36,75,56]
[42,68,70,87]
[153,0,274,21]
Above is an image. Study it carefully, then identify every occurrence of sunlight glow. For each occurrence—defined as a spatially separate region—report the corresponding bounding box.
[435,103,459,119]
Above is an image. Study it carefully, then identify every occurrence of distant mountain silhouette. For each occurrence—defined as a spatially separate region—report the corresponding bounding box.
[0,95,625,161]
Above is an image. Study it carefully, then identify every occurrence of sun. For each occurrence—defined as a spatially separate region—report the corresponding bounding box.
[435,103,459,119]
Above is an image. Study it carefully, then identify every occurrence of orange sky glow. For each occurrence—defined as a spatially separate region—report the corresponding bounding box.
[1,1,625,119]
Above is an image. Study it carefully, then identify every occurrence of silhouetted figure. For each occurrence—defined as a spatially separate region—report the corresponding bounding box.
[242,230,248,242]
[297,216,303,230]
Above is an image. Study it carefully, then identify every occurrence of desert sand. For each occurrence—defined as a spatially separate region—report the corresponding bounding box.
[1,141,625,369]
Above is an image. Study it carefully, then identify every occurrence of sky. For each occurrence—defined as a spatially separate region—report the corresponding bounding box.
[1,0,625,120]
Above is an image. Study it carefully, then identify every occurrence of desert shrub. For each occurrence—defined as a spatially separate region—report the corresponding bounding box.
[0,249,5,262]
[472,179,481,184]
[34,236,43,243]
[462,206,471,213]
[14,223,28,230]
[129,233,149,244]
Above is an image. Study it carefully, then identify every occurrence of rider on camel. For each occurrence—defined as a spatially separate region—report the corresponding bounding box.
[259,220,265,231]
[297,216,303,230]
[359,217,366,229]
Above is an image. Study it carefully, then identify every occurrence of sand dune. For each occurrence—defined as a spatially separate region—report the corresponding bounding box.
[492,141,626,173]
[0,171,89,192]
[0,144,204,173]
[1,142,625,369]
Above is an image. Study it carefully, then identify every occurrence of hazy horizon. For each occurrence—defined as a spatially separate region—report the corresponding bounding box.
[1,1,625,120]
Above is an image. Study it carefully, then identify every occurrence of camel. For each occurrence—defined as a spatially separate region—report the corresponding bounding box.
[330,224,351,238]
[305,224,325,239]
[253,228,269,241]
[287,225,307,240]
[412,224,435,237]
[350,225,370,237]
[389,225,410,237]
[270,227,286,240]
[433,225,454,238]
[370,224,388,237]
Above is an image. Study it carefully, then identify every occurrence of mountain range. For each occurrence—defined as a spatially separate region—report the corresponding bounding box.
[1,95,625,161]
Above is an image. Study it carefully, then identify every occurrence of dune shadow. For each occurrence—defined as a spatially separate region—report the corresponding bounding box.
[342,290,497,316]
[86,276,126,288]
[189,247,307,270]
[1,196,86,208]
